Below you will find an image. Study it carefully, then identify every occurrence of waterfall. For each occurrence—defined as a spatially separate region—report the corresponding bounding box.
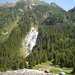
[23,26,38,56]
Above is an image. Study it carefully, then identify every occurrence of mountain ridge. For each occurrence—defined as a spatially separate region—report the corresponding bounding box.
[0,0,65,11]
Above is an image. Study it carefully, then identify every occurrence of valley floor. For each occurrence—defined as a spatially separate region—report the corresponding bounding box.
[0,61,72,75]
[33,61,73,74]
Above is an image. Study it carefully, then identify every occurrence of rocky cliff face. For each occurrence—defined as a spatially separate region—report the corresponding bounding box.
[0,0,48,7]
[18,0,48,5]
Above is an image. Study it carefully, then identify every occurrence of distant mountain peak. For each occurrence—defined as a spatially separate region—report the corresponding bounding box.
[50,2,65,11]
[50,2,59,8]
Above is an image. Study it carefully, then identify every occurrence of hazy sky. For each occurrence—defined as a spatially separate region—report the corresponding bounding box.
[0,0,75,11]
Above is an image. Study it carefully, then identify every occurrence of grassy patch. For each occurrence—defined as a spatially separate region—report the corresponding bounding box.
[50,69,60,74]
[33,61,73,74]
[19,47,25,57]
[33,61,52,70]
[0,33,10,43]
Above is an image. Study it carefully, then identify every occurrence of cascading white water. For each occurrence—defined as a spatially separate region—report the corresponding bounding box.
[23,27,38,56]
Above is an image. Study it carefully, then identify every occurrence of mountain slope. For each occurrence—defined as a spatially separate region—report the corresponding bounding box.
[0,5,23,43]
[0,0,66,43]
[0,0,75,73]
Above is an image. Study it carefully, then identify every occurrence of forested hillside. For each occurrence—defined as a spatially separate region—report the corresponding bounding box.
[27,25,75,68]
[0,1,25,42]
[26,6,75,74]
[0,0,75,74]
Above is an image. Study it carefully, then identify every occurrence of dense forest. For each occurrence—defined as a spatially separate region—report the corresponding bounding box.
[27,25,75,68]
[26,6,75,74]
[0,1,75,74]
